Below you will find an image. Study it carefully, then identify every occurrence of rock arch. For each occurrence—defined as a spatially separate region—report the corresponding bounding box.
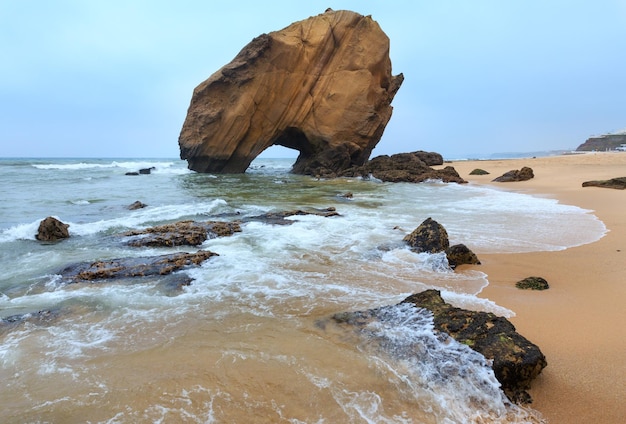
[178,9,403,177]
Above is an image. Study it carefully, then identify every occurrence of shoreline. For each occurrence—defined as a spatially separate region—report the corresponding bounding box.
[440,152,626,423]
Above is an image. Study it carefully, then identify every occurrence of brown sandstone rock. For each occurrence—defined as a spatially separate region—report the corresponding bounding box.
[341,151,466,183]
[178,9,403,176]
[492,166,534,182]
[36,216,70,241]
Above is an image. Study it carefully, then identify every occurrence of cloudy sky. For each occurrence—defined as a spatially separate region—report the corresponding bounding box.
[1,1,625,159]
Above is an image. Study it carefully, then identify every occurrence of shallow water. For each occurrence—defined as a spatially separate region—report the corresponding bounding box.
[0,158,605,422]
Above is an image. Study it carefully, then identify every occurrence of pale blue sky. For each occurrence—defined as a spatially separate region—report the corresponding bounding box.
[1,1,625,159]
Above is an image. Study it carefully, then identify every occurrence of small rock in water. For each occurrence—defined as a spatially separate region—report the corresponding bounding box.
[35,216,70,241]
[127,200,147,210]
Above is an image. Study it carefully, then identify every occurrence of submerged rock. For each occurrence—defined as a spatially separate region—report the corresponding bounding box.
[582,176,626,189]
[128,200,147,210]
[1,309,63,334]
[243,207,340,225]
[178,9,403,176]
[492,167,534,182]
[36,216,70,241]
[59,250,218,283]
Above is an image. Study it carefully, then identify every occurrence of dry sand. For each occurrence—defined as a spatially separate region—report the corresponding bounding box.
[438,152,626,423]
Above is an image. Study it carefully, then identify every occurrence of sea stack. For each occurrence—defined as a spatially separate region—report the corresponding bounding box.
[178,9,403,176]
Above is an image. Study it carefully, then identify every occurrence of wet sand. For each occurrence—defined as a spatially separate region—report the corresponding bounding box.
[440,152,626,423]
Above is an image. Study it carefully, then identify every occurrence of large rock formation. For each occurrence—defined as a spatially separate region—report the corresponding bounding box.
[178,9,403,176]
[340,151,467,183]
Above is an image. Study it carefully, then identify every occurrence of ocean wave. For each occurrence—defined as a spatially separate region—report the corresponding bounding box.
[31,160,187,173]
[0,199,227,242]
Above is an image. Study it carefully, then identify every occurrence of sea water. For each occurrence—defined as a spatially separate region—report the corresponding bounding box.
[0,158,606,423]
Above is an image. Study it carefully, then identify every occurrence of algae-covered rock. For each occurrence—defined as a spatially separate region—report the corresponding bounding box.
[516,276,549,290]
[403,217,450,253]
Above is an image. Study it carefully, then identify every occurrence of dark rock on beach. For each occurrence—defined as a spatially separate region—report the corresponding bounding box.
[469,168,490,175]
[582,176,626,190]
[516,276,550,290]
[59,250,218,283]
[36,216,70,241]
[123,220,241,247]
[445,243,481,268]
[331,290,547,404]
[401,290,547,403]
[492,166,534,182]
[341,151,466,183]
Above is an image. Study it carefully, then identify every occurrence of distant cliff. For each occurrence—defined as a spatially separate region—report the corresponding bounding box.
[576,132,626,151]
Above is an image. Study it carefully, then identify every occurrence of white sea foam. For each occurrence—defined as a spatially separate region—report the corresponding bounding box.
[0,219,45,242]
[31,160,179,171]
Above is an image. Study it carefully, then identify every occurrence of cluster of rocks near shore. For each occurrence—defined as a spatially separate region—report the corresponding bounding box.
[10,193,548,404]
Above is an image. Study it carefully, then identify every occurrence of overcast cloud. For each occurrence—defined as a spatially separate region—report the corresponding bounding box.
[1,1,625,159]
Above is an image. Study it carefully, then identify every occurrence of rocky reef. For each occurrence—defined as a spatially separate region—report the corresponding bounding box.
[178,9,403,176]
[332,290,547,404]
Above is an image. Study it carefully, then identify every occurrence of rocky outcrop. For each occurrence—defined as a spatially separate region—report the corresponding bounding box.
[178,9,403,176]
[576,132,626,151]
[340,151,466,183]
[331,290,547,403]
[36,216,70,241]
[582,177,626,189]
[401,290,547,403]
[492,167,534,182]
[123,220,242,247]
[59,251,218,283]
[516,276,550,290]
[403,218,480,268]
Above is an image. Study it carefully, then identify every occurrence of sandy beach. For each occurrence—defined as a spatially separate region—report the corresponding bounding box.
[439,152,626,423]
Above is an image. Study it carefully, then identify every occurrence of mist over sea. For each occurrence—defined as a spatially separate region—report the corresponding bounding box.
[0,157,605,422]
